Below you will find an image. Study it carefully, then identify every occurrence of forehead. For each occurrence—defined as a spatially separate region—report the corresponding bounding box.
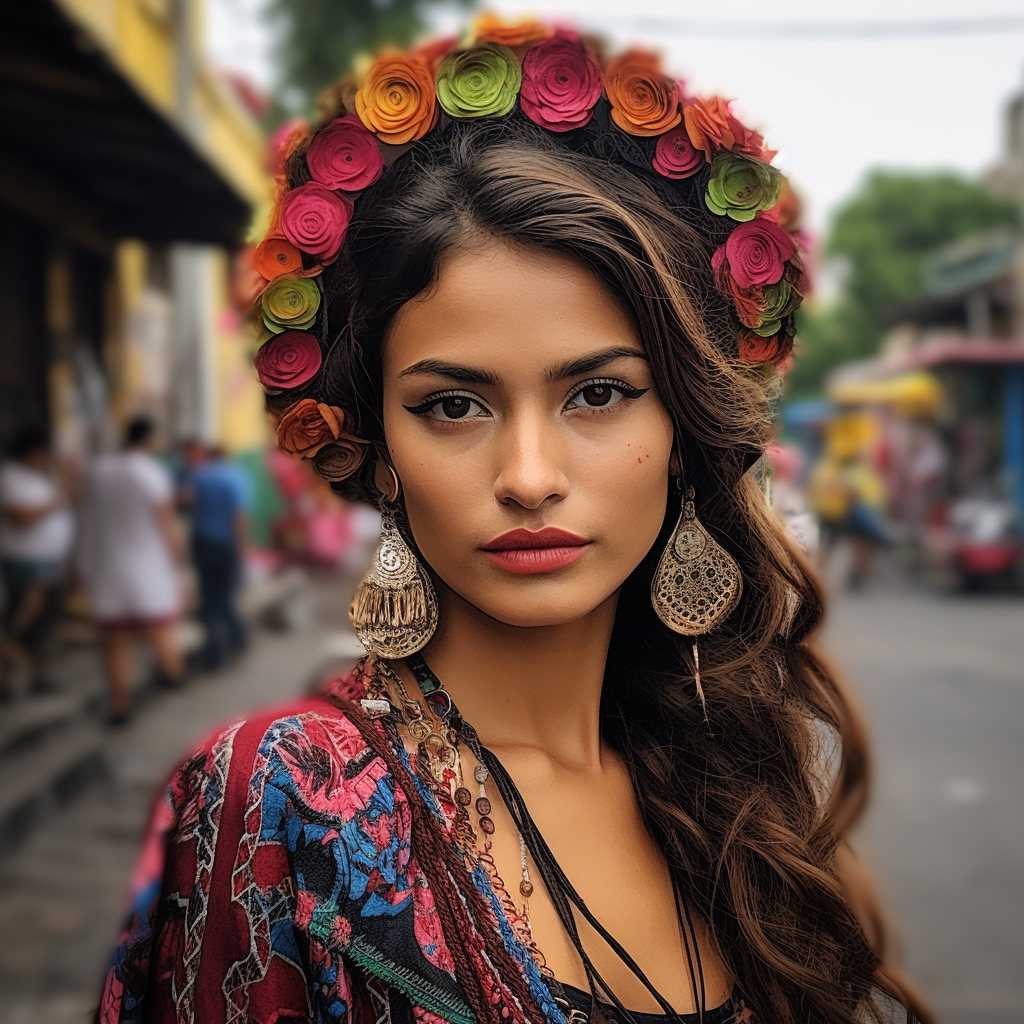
[383,242,641,376]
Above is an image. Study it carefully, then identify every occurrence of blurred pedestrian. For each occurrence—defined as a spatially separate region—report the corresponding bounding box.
[809,451,889,589]
[0,426,73,698]
[842,455,890,589]
[181,442,252,669]
[77,416,184,722]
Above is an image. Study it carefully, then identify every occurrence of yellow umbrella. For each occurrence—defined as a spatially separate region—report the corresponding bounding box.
[828,371,944,416]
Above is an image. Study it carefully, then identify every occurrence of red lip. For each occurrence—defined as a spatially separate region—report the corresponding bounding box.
[482,528,589,551]
[481,528,591,575]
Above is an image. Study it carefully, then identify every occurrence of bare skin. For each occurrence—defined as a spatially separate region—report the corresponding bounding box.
[381,241,732,1013]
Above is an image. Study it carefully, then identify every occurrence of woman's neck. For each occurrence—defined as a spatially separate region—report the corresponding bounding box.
[413,585,619,770]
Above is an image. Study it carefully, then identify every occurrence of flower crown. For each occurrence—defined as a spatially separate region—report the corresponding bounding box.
[251,15,807,477]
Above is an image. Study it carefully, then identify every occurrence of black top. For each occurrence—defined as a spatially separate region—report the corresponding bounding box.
[554,981,744,1024]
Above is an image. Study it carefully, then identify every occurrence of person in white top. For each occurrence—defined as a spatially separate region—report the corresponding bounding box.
[0,426,74,698]
[77,417,185,721]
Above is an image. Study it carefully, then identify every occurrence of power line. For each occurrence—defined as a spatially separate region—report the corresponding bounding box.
[600,15,1024,40]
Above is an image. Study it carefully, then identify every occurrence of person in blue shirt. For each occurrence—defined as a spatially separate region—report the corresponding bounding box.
[181,443,252,669]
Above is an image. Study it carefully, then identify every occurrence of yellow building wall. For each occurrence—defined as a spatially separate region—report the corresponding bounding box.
[58,0,272,454]
[211,251,271,454]
[56,0,268,211]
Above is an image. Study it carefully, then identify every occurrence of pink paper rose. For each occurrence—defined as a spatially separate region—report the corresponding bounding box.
[519,36,603,132]
[653,126,701,179]
[254,330,322,390]
[306,114,384,192]
[713,217,796,290]
[279,183,352,263]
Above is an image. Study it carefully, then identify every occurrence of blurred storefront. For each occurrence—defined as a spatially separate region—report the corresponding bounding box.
[823,236,1024,587]
[0,0,270,474]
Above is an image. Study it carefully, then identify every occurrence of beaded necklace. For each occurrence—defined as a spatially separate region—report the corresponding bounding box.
[359,653,708,1024]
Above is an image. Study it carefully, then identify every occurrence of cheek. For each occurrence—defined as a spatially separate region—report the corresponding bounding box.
[580,411,675,547]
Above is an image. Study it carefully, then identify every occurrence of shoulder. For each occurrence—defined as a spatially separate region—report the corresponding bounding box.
[181,674,377,812]
[136,453,173,490]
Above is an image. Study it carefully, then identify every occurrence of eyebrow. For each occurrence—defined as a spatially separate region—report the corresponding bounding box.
[396,359,501,386]
[545,346,648,381]
[396,346,648,387]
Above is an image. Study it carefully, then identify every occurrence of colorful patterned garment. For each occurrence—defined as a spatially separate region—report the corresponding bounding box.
[96,672,755,1024]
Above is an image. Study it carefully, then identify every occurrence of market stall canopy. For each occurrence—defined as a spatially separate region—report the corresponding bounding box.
[828,371,945,416]
[0,1,251,248]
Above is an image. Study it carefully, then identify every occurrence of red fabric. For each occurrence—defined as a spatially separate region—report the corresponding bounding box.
[194,698,336,1023]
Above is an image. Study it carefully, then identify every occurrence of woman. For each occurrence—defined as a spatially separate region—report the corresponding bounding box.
[97,20,928,1024]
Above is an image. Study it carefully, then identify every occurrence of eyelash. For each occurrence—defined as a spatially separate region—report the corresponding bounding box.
[562,378,649,412]
[403,378,649,422]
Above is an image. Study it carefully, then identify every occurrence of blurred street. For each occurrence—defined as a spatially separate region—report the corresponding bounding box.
[0,556,1016,1024]
[825,559,1024,1024]
[0,576,362,1024]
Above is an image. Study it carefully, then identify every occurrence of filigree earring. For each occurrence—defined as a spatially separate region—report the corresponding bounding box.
[651,482,743,712]
[348,462,438,658]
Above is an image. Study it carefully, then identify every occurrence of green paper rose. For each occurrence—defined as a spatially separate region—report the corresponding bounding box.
[435,43,522,119]
[752,279,800,337]
[705,152,781,222]
[262,275,321,334]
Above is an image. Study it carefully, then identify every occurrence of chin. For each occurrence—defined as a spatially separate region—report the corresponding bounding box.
[446,579,616,629]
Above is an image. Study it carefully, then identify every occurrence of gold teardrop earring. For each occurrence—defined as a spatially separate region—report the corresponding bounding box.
[651,480,743,716]
[348,460,438,658]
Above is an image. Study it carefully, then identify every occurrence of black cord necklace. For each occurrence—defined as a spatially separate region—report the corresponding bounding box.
[404,653,706,1024]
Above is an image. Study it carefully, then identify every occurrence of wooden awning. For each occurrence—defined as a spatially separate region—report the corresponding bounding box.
[0,2,250,249]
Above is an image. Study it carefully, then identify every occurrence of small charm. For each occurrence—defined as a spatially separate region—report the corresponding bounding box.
[473,765,489,785]
[455,787,473,806]
[408,719,431,741]
[475,797,492,816]
[479,816,495,835]
[519,879,534,899]
[424,689,452,720]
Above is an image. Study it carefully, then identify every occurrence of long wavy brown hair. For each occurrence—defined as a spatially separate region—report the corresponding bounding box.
[272,113,930,1024]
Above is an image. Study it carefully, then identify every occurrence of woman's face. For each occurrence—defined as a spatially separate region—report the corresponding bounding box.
[382,241,675,629]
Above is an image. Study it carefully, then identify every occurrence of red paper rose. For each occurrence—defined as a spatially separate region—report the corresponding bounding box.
[653,126,701,179]
[520,36,603,133]
[306,114,384,192]
[278,183,352,263]
[713,217,796,290]
[254,330,322,390]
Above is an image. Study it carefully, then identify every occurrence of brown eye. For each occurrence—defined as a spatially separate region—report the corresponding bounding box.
[582,385,613,406]
[567,382,627,410]
[440,396,471,419]
[408,393,490,422]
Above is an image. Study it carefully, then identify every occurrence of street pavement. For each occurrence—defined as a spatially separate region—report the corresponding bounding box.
[0,577,361,1024]
[824,567,1024,1024]
[0,562,1019,1024]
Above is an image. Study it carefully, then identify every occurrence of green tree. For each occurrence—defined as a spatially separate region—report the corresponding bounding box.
[267,0,474,117]
[786,171,1019,399]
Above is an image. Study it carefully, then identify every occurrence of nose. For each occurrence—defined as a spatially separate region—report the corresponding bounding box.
[492,409,570,510]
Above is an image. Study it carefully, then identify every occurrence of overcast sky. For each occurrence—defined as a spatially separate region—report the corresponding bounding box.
[207,0,1024,237]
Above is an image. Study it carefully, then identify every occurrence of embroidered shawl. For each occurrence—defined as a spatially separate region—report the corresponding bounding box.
[95,673,752,1024]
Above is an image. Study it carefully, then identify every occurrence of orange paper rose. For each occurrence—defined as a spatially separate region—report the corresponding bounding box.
[473,13,551,48]
[604,51,681,137]
[252,235,303,280]
[684,96,772,161]
[355,54,438,145]
[277,399,352,458]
